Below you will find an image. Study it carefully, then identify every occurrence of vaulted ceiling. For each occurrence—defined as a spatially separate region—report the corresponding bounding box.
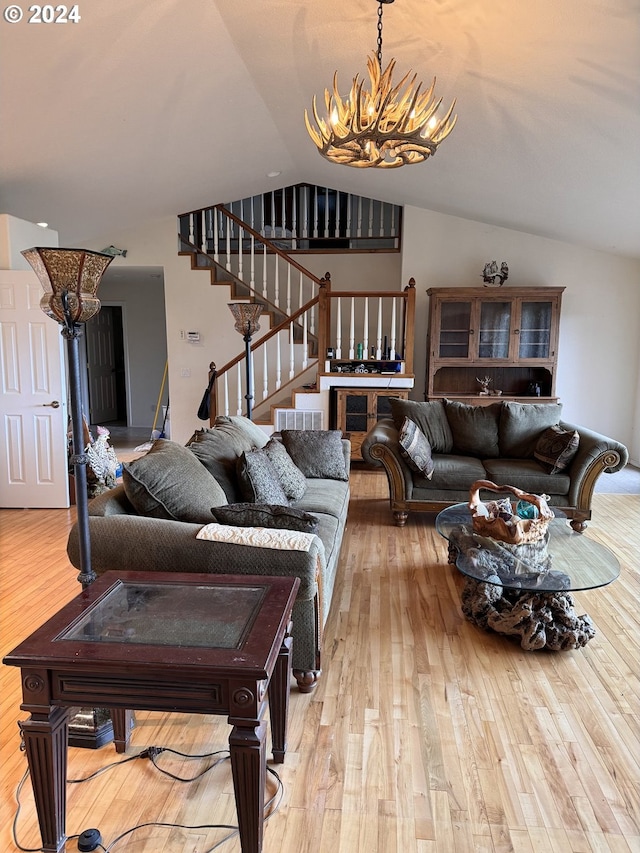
[1,0,639,258]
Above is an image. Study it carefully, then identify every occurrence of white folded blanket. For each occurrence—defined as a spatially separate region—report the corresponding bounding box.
[196,523,316,552]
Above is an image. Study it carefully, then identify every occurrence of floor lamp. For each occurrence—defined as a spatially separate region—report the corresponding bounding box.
[22,246,115,748]
[228,302,263,420]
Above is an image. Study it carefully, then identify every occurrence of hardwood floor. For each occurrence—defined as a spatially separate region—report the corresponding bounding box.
[1,473,639,852]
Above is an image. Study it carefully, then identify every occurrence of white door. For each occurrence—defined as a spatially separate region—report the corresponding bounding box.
[0,270,70,508]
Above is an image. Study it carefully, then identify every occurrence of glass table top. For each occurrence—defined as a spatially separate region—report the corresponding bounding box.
[57,581,266,649]
[436,504,619,593]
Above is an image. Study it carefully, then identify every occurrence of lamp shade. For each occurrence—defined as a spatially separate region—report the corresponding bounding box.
[228,302,263,336]
[22,247,114,324]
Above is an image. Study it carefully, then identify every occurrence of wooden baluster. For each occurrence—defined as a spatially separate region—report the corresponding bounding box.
[276,331,282,391]
[324,187,329,238]
[236,362,243,416]
[302,310,308,370]
[298,272,303,317]
[368,198,374,238]
[335,190,340,238]
[201,210,207,253]
[390,297,397,360]
[271,193,276,239]
[260,194,265,237]
[363,297,369,359]
[262,244,268,300]
[189,213,195,247]
[274,255,280,308]
[286,265,291,315]
[262,343,268,400]
[249,232,255,288]
[292,190,297,250]
[357,197,363,238]
[281,188,286,238]
[225,214,232,272]
[376,298,383,359]
[379,200,384,238]
[213,209,220,262]
[313,189,319,239]
[348,297,355,359]
[223,370,229,417]
[390,204,397,237]
[346,194,352,243]
[238,224,244,280]
[289,323,295,380]
[336,297,342,359]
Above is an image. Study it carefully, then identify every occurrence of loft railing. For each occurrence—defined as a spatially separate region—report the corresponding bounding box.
[205,277,416,422]
[180,184,402,255]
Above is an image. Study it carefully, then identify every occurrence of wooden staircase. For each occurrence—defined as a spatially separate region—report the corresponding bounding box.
[178,194,414,433]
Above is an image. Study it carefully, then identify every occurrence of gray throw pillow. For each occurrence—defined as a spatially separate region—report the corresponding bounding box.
[263,438,307,501]
[211,502,319,534]
[188,425,255,502]
[122,439,227,522]
[534,425,580,474]
[214,415,268,448]
[398,417,434,478]
[388,398,453,453]
[281,430,349,481]
[236,449,290,504]
[499,401,563,458]
[444,399,502,458]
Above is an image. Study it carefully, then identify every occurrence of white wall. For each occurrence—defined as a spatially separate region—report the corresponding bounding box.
[401,206,640,462]
[0,214,58,268]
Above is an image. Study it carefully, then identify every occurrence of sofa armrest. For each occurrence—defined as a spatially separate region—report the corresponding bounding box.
[67,515,325,601]
[560,420,629,508]
[361,418,413,499]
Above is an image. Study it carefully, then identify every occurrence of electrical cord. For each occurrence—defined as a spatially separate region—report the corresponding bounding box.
[12,745,284,853]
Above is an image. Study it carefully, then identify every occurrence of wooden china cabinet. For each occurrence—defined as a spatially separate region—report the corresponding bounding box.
[425,287,564,404]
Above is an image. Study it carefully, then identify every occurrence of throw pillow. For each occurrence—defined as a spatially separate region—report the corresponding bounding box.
[499,401,563,458]
[211,503,319,534]
[398,417,435,478]
[534,425,580,474]
[388,398,453,453]
[281,430,349,481]
[263,438,307,501]
[443,399,502,458]
[122,439,228,523]
[188,425,255,502]
[214,415,268,449]
[236,449,290,504]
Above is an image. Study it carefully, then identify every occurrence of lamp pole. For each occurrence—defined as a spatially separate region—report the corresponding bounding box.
[243,323,254,420]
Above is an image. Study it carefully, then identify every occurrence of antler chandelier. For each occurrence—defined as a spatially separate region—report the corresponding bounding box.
[305,0,457,169]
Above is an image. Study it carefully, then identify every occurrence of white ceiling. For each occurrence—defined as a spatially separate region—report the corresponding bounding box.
[1,0,639,258]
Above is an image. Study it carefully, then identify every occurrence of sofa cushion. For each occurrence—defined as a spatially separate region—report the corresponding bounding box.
[534,425,580,474]
[420,454,487,491]
[482,458,571,497]
[444,400,502,457]
[292,477,350,520]
[214,415,268,448]
[188,424,255,502]
[388,398,453,453]
[263,438,307,500]
[398,417,434,478]
[236,449,290,504]
[122,439,228,523]
[499,401,563,458]
[211,502,319,534]
[281,430,349,481]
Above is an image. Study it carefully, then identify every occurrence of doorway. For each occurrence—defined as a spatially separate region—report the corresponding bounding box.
[85,305,127,426]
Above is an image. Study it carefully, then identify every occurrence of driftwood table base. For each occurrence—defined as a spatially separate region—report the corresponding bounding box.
[459,578,596,650]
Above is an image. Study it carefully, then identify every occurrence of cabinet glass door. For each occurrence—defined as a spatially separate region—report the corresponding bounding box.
[438,302,472,358]
[478,301,511,359]
[519,301,552,359]
[344,393,369,433]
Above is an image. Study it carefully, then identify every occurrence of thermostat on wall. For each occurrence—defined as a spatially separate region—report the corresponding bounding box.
[187,331,200,342]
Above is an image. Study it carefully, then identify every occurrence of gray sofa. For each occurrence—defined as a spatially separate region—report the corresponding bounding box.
[361,398,628,529]
[67,418,351,693]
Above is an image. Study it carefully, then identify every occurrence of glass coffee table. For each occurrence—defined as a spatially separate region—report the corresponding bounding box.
[436,504,619,650]
[3,571,300,853]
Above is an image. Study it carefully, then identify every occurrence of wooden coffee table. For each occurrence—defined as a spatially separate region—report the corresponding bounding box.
[3,571,299,853]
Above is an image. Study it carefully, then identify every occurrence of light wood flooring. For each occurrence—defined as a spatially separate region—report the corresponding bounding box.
[1,472,639,852]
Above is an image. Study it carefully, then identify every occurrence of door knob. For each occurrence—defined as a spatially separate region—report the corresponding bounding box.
[43,400,60,408]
